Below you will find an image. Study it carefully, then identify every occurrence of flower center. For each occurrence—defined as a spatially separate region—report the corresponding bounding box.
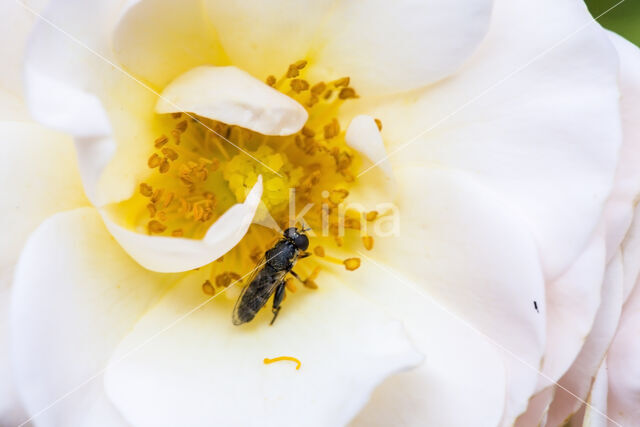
[114,60,380,299]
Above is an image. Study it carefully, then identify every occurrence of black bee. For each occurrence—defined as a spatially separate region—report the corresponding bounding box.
[232,227,310,325]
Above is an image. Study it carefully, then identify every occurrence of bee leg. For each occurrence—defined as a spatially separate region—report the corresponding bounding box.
[299,251,311,259]
[289,270,305,284]
[270,282,286,326]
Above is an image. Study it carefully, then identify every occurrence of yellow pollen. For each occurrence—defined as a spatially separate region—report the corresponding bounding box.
[313,246,325,257]
[366,211,379,221]
[154,135,169,148]
[202,280,215,295]
[362,235,374,250]
[148,220,166,234]
[290,78,310,93]
[343,257,361,271]
[263,356,301,370]
[266,75,276,86]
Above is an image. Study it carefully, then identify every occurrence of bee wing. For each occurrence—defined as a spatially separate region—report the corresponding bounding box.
[232,256,287,325]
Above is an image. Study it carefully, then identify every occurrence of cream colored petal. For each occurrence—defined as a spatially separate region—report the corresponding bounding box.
[606,277,640,426]
[537,233,606,389]
[601,32,640,261]
[514,387,554,427]
[546,254,624,426]
[24,0,164,206]
[344,115,395,210]
[581,362,608,427]
[104,269,422,427]
[10,208,176,426]
[113,0,228,88]
[103,176,262,273]
[364,166,546,425]
[345,263,506,427]
[309,0,493,95]
[156,66,308,136]
[345,115,392,178]
[203,0,335,79]
[0,121,87,424]
[361,0,621,279]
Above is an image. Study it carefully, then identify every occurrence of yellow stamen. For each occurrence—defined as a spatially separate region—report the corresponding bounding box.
[313,246,325,257]
[362,235,374,250]
[343,257,361,271]
[263,356,301,370]
[202,280,215,295]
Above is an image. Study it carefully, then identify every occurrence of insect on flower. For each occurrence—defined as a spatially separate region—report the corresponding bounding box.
[232,227,310,325]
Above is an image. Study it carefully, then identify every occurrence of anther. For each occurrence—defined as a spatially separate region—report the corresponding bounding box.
[343,257,361,271]
[148,153,162,168]
[338,87,357,99]
[139,182,153,197]
[148,220,167,234]
[175,120,188,133]
[202,280,215,295]
[313,246,325,257]
[290,79,310,93]
[374,118,383,131]
[332,77,350,87]
[162,147,179,161]
[366,211,379,221]
[362,235,374,250]
[266,75,276,86]
[154,135,169,148]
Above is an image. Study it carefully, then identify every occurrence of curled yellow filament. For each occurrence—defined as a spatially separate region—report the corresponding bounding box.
[263,356,301,370]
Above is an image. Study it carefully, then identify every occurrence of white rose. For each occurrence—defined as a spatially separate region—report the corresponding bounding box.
[0,1,638,426]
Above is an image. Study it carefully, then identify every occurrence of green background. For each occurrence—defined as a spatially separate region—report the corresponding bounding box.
[586,0,640,46]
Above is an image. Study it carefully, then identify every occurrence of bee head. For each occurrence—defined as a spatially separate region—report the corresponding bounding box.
[283,227,309,251]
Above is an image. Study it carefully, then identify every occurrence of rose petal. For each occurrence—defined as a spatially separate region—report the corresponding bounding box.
[307,0,493,95]
[362,0,621,279]
[514,387,554,427]
[343,263,506,426]
[156,66,308,136]
[606,276,640,426]
[203,0,335,79]
[580,361,608,427]
[622,205,640,301]
[104,269,422,427]
[113,0,227,88]
[0,121,87,424]
[546,253,624,425]
[601,32,640,261]
[366,166,546,425]
[24,0,165,206]
[10,208,175,426]
[344,115,395,210]
[103,176,262,273]
[537,233,606,389]
[345,115,392,178]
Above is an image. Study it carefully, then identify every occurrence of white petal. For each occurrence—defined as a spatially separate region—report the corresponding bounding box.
[363,0,621,279]
[365,166,546,425]
[113,0,227,88]
[0,0,39,121]
[0,122,87,423]
[344,115,395,210]
[345,263,506,427]
[24,0,163,206]
[103,176,262,273]
[0,122,88,274]
[606,277,640,426]
[581,361,608,427]
[514,387,554,427]
[104,269,422,427]
[308,0,493,95]
[0,269,27,426]
[622,204,640,301]
[546,253,624,426]
[203,0,335,79]
[345,115,392,178]
[537,234,606,389]
[10,208,174,427]
[601,32,640,261]
[156,66,308,136]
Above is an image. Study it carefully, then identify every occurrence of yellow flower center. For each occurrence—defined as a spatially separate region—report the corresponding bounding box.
[113,60,381,301]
